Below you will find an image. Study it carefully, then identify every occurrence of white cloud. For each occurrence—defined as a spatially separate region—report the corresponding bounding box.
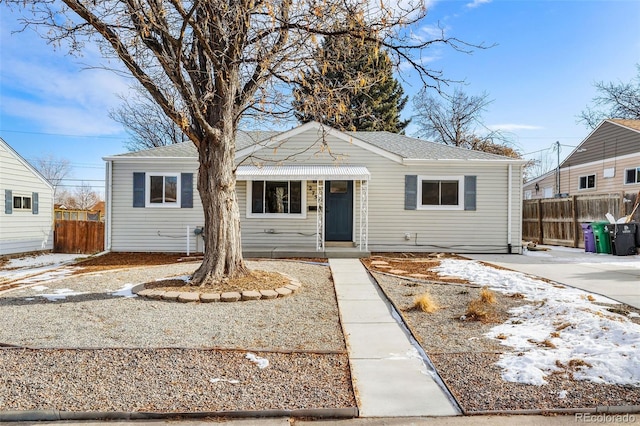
[466,0,492,9]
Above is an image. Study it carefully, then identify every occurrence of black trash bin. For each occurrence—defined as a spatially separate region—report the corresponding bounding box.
[605,223,638,256]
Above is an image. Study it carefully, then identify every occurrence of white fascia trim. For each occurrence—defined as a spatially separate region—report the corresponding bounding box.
[235,121,404,164]
[403,158,528,165]
[102,156,197,162]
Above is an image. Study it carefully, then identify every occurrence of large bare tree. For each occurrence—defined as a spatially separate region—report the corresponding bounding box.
[33,154,72,202]
[110,84,188,151]
[6,0,479,285]
[579,64,640,128]
[413,87,512,151]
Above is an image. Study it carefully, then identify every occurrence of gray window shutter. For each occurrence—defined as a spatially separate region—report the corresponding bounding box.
[32,192,39,214]
[5,190,12,214]
[181,173,193,208]
[404,175,417,210]
[464,175,476,211]
[133,172,145,207]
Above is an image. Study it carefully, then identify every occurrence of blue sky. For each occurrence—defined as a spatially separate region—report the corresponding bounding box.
[1,0,639,195]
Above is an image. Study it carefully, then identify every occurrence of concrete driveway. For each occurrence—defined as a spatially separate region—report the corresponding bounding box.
[465,245,640,309]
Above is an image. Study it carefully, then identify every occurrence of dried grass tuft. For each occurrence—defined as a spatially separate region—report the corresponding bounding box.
[465,299,495,323]
[479,287,496,304]
[412,293,439,313]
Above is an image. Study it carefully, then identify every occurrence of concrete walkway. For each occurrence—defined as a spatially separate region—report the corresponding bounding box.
[465,246,640,309]
[328,259,459,418]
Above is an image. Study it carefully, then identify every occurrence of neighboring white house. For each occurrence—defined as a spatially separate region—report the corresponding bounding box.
[0,138,54,256]
[103,122,526,256]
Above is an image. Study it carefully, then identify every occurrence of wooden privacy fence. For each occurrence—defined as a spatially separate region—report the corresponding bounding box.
[523,192,639,248]
[54,220,105,254]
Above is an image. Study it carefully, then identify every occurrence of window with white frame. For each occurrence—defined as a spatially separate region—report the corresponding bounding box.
[146,173,179,207]
[578,174,596,190]
[625,167,640,184]
[13,195,32,210]
[417,176,463,210]
[249,180,305,217]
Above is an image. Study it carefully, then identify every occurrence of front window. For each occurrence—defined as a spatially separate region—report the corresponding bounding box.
[13,196,32,210]
[625,167,640,184]
[249,180,304,216]
[579,174,596,190]
[417,176,463,210]
[147,174,179,207]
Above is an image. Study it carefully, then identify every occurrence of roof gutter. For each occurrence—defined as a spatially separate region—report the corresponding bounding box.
[402,158,528,165]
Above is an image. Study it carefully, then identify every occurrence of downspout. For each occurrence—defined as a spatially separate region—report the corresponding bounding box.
[507,164,513,254]
[105,160,113,251]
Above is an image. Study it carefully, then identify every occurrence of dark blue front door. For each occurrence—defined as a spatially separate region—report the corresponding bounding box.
[325,180,353,241]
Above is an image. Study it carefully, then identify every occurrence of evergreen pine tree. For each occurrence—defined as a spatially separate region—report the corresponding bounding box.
[293,34,409,133]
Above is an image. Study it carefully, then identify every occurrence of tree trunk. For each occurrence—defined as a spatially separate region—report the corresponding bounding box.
[190,128,249,286]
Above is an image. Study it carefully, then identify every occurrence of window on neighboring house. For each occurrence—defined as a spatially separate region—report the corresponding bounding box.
[579,174,596,190]
[13,196,32,210]
[417,176,463,210]
[543,187,553,198]
[625,167,640,184]
[249,180,304,216]
[147,173,179,206]
[524,190,532,200]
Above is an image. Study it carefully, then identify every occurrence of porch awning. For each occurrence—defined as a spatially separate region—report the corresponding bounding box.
[236,165,370,181]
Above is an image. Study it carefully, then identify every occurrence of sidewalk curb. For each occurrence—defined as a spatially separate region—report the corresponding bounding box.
[0,407,358,422]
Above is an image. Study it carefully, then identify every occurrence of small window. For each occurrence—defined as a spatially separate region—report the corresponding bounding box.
[13,196,32,210]
[417,176,463,210]
[330,181,348,194]
[249,180,305,216]
[146,174,180,207]
[524,190,532,200]
[579,174,596,190]
[625,167,640,185]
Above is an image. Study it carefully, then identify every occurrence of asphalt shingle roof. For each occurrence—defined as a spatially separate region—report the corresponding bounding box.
[609,119,640,132]
[111,128,515,161]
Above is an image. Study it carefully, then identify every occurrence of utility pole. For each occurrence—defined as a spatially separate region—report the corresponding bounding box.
[555,141,560,197]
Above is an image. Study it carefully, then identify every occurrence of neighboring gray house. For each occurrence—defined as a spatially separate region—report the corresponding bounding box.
[0,138,54,256]
[103,122,525,256]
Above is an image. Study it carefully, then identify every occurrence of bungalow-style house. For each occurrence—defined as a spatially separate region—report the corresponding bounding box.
[0,138,54,255]
[523,119,640,199]
[103,122,526,256]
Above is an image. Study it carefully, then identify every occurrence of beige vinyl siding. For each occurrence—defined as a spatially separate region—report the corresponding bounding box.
[238,130,523,254]
[524,153,640,199]
[109,128,523,254]
[109,159,204,253]
[0,142,54,255]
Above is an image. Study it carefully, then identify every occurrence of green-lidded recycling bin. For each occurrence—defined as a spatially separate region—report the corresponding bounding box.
[591,221,611,254]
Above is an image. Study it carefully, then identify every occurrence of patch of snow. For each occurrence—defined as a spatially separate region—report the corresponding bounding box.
[2,253,87,269]
[31,285,49,292]
[36,288,86,302]
[155,275,190,282]
[246,352,269,369]
[209,378,240,384]
[629,312,640,318]
[435,259,640,387]
[387,347,422,360]
[110,284,138,298]
[558,390,567,399]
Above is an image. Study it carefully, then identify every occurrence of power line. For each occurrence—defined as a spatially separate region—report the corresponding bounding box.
[0,129,127,140]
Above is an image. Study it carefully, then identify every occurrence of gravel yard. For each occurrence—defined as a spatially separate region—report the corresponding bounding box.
[370,261,640,414]
[0,256,355,414]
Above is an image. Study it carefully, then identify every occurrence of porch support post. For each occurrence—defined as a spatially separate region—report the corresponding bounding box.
[359,179,369,251]
[316,180,325,251]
